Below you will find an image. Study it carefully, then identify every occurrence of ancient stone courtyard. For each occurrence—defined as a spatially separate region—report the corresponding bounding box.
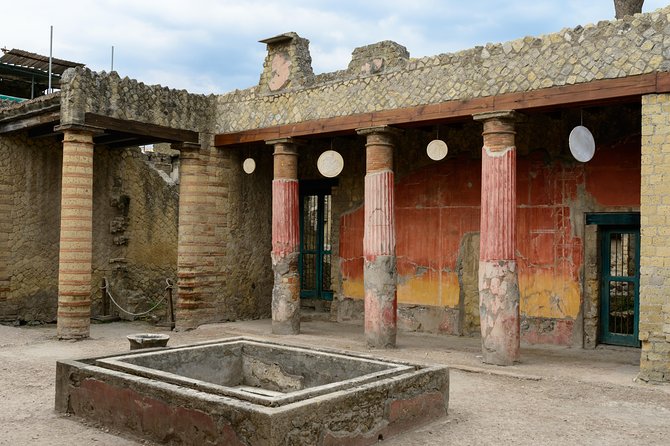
[0,319,668,445]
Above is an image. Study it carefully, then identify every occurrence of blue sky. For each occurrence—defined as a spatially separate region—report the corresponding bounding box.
[2,1,668,94]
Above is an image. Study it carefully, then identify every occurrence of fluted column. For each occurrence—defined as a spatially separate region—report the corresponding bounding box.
[357,126,400,348]
[473,110,520,365]
[268,138,300,335]
[55,125,99,339]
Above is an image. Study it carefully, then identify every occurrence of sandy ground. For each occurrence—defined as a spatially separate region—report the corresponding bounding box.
[1,318,669,446]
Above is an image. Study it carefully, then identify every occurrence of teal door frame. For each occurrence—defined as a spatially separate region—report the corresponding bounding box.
[299,180,336,301]
[588,213,641,347]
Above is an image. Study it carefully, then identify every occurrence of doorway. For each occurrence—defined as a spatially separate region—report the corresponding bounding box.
[299,181,334,301]
[592,213,641,347]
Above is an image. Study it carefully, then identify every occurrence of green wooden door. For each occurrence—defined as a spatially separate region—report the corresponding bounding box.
[299,190,333,301]
[599,227,640,347]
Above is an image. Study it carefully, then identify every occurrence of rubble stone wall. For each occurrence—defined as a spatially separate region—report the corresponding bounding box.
[0,129,181,323]
[59,69,215,132]
[0,132,61,322]
[91,147,179,322]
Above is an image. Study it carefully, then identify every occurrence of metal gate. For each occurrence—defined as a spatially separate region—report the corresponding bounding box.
[599,226,640,347]
[299,185,333,301]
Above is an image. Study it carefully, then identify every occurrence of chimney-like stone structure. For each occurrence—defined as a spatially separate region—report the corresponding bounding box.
[258,32,314,94]
[614,0,644,19]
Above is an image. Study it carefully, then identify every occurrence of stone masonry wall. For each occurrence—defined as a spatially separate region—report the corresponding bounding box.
[59,69,214,132]
[0,129,181,323]
[639,93,670,382]
[216,8,670,133]
[0,132,61,322]
[92,147,179,322]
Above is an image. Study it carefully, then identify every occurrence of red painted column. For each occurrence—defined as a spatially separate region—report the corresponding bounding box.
[268,138,300,335]
[473,111,520,365]
[357,126,400,348]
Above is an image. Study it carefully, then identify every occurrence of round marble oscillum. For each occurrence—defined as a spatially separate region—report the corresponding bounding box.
[568,126,595,162]
[317,150,344,178]
[427,139,448,160]
[242,157,256,174]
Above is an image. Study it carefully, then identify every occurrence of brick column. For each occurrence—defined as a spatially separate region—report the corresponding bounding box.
[473,111,520,365]
[268,138,300,335]
[639,94,670,383]
[357,126,399,349]
[55,125,98,339]
[175,141,209,330]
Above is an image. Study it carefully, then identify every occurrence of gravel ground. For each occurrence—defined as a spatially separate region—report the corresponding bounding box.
[1,319,668,445]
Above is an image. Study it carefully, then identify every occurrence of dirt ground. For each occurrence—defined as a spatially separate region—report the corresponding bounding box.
[1,318,669,446]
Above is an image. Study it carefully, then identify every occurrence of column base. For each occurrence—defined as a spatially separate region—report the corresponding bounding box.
[478,260,520,365]
[57,318,91,340]
[271,252,300,335]
[364,255,397,349]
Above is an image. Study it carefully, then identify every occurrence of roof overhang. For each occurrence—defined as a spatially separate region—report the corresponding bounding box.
[215,72,669,147]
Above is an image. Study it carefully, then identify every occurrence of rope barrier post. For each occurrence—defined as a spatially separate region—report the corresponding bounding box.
[167,282,175,330]
[92,278,120,323]
[102,278,109,317]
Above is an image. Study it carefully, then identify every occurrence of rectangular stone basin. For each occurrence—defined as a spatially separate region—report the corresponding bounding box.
[56,337,449,445]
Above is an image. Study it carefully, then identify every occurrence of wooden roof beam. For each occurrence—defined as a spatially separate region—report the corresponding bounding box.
[215,72,667,147]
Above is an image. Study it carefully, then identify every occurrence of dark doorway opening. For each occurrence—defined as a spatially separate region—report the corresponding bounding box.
[299,180,336,301]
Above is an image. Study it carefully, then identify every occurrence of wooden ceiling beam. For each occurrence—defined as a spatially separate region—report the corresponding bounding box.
[215,72,667,147]
[0,110,60,134]
[84,113,199,144]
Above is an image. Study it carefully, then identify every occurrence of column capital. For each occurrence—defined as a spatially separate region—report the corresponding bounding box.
[172,141,200,151]
[172,141,201,160]
[54,123,104,135]
[472,110,520,123]
[356,125,403,137]
[265,137,305,146]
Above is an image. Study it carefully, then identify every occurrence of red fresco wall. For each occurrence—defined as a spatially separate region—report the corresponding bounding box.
[339,140,640,345]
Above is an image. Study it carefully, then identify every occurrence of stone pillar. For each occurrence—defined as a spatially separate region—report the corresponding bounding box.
[175,141,209,330]
[473,111,520,365]
[639,94,670,383]
[268,139,300,335]
[55,125,98,339]
[0,175,11,303]
[357,126,399,349]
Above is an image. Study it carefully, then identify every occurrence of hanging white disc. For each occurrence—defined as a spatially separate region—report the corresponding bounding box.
[427,139,448,161]
[568,126,595,162]
[317,150,344,178]
[242,157,256,174]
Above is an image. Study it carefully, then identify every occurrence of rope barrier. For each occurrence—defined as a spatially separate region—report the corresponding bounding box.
[102,277,174,317]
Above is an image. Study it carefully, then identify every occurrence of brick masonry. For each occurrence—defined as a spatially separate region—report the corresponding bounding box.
[639,93,670,382]
[57,128,95,339]
[175,137,272,330]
